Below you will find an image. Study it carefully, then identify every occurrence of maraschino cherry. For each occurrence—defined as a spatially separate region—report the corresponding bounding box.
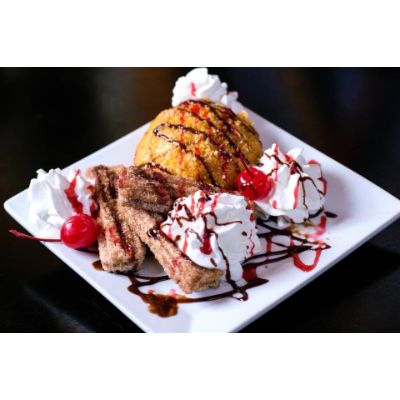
[60,214,99,249]
[10,213,99,250]
[237,166,273,201]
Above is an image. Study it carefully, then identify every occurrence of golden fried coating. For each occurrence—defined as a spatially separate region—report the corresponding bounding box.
[134,99,263,189]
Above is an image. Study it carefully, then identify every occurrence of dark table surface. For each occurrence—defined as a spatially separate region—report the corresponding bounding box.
[1,67,399,332]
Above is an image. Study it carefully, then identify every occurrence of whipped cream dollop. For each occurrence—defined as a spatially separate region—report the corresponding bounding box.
[172,67,242,113]
[28,168,94,238]
[160,190,261,281]
[255,144,326,224]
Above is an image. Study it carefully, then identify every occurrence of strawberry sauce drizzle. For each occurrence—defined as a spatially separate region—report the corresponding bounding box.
[199,232,212,255]
[243,215,331,275]
[64,169,84,214]
[248,229,255,256]
[293,177,300,209]
[190,82,196,97]
[172,256,180,270]
[291,243,322,272]
[182,229,189,254]
[316,215,327,236]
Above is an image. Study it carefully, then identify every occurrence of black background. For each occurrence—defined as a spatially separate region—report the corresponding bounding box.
[1,68,399,332]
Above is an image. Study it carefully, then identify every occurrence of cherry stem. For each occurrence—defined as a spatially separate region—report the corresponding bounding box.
[238,153,254,176]
[9,230,62,242]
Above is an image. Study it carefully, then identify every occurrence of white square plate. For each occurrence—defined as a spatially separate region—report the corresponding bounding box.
[4,108,400,332]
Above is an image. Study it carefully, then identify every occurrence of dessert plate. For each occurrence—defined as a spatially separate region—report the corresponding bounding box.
[4,108,400,332]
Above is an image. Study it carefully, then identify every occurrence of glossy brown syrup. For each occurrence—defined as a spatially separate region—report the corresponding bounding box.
[177,103,249,168]
[92,260,104,270]
[138,162,172,175]
[153,125,218,186]
[151,100,261,187]
[93,212,335,318]
[128,273,268,317]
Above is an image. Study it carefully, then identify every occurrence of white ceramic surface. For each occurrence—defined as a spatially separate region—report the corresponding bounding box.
[4,109,400,332]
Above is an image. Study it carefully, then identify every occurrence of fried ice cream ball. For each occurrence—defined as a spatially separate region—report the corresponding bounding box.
[134,99,263,190]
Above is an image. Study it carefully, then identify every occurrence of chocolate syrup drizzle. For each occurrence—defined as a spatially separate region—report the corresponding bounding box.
[150,99,262,187]
[159,122,241,176]
[242,217,331,274]
[183,99,259,138]
[127,273,267,318]
[92,197,335,318]
[177,104,250,167]
[138,162,172,175]
[153,125,218,186]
